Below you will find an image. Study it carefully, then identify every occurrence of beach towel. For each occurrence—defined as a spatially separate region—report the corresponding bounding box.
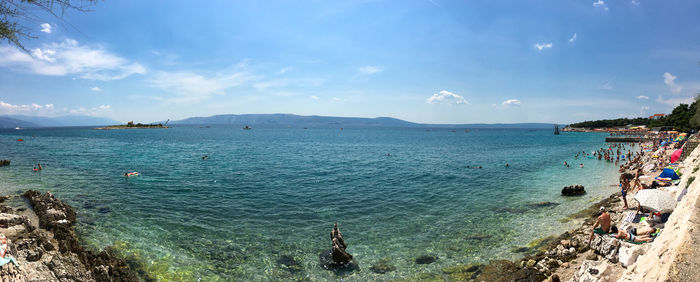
[0,256,18,267]
[623,211,635,223]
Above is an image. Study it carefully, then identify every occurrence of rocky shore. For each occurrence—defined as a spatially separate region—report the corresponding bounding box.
[0,190,138,281]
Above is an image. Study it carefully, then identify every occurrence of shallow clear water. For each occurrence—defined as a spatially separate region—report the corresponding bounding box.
[0,126,622,280]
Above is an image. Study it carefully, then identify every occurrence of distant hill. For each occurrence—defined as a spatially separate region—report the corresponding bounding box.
[2,115,120,127]
[170,114,559,128]
[0,116,40,129]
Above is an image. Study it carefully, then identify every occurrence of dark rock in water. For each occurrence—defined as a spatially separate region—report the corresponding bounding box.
[277,255,303,274]
[492,206,528,214]
[319,248,359,274]
[443,264,483,280]
[415,255,438,264]
[0,195,8,203]
[97,206,111,214]
[561,184,586,196]
[466,234,492,241]
[0,160,10,167]
[370,258,396,274]
[475,260,546,282]
[526,201,560,208]
[511,246,531,253]
[83,201,96,209]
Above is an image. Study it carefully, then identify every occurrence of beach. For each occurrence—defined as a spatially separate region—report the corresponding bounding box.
[0,127,694,280]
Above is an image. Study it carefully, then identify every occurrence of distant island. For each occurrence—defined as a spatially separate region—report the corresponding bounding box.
[96,121,169,130]
[167,113,562,129]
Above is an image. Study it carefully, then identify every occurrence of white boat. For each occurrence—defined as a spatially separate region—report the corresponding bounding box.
[15,127,20,130]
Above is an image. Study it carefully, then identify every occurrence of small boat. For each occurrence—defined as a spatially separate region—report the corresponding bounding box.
[15,127,20,130]
[243,125,251,130]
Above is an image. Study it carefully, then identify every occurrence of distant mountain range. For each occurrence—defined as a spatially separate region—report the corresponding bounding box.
[0,115,120,128]
[170,114,561,128]
[0,113,561,129]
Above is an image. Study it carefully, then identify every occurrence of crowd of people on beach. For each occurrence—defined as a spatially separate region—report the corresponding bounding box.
[586,131,688,249]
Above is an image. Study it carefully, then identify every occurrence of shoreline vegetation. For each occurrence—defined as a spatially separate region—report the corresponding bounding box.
[1,130,699,280]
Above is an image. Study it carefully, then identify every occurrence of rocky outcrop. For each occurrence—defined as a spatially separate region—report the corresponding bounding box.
[589,235,620,263]
[618,242,646,268]
[320,223,358,273]
[0,160,9,167]
[10,190,140,282]
[562,185,586,196]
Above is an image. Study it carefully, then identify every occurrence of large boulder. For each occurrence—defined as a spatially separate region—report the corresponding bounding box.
[618,242,646,268]
[589,235,621,263]
[562,185,586,196]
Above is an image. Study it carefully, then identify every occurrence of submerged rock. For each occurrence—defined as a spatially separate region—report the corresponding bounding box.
[0,160,10,167]
[465,233,492,241]
[320,222,358,273]
[562,184,586,196]
[525,201,560,208]
[475,259,545,282]
[369,258,396,274]
[319,249,359,273]
[277,254,303,274]
[415,255,438,264]
[443,264,482,280]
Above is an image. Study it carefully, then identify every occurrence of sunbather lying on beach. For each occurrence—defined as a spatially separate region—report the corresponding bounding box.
[610,226,653,243]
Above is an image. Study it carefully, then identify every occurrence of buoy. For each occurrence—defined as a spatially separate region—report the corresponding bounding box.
[17,139,23,142]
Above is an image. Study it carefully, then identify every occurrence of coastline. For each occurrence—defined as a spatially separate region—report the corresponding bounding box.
[0,190,140,281]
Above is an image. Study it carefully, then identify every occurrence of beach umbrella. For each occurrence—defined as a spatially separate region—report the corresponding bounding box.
[670,148,683,163]
[634,189,676,213]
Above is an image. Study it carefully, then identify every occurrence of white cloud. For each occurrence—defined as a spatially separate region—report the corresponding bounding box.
[0,39,146,80]
[600,81,613,90]
[426,90,468,105]
[149,63,259,103]
[0,101,96,116]
[277,67,292,75]
[40,23,52,33]
[636,95,649,100]
[332,97,341,101]
[309,95,319,100]
[569,33,577,43]
[663,72,682,93]
[98,105,111,110]
[631,0,640,5]
[656,95,693,106]
[534,43,552,51]
[593,0,609,11]
[90,86,102,92]
[641,106,650,111]
[358,65,382,75]
[502,99,521,106]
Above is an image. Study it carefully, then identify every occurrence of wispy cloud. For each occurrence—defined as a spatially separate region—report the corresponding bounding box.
[358,65,382,75]
[277,67,293,75]
[636,95,649,100]
[534,43,552,51]
[569,33,577,43]
[309,95,319,100]
[631,0,640,5]
[0,100,110,116]
[40,23,52,33]
[426,90,468,105]
[656,95,693,106]
[148,62,259,103]
[593,0,609,11]
[600,81,613,90]
[0,39,146,80]
[663,72,682,93]
[90,86,102,92]
[502,99,521,106]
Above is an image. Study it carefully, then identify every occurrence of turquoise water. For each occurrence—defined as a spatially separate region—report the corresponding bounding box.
[0,126,621,280]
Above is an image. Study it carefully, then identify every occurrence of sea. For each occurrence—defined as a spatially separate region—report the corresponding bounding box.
[0,125,623,280]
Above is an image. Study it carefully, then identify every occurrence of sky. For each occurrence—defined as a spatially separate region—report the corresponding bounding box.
[1,0,700,124]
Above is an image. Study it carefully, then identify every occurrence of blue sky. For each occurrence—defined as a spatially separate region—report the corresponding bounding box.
[1,0,699,124]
